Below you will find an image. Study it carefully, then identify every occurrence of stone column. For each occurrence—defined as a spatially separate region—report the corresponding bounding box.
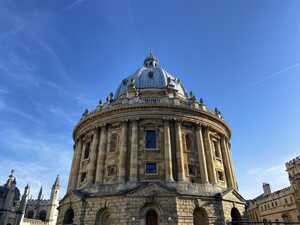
[175,121,186,181]
[95,126,107,183]
[129,120,138,182]
[195,125,209,184]
[118,121,128,183]
[203,127,217,184]
[164,120,174,182]
[220,136,234,188]
[87,128,100,184]
[67,144,77,192]
[226,140,238,189]
[67,138,82,191]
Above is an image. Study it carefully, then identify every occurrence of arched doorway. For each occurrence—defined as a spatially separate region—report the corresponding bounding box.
[282,214,290,222]
[231,207,241,225]
[26,210,34,219]
[63,208,74,225]
[146,210,158,225]
[38,210,47,221]
[95,208,112,225]
[193,207,209,225]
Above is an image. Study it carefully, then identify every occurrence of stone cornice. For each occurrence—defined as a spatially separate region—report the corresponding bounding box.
[73,104,231,140]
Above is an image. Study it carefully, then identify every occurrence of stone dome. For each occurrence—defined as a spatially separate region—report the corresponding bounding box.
[115,53,188,99]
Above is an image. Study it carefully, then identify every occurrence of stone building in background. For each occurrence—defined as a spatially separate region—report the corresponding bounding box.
[0,170,60,225]
[57,54,246,225]
[286,156,300,219]
[247,156,300,222]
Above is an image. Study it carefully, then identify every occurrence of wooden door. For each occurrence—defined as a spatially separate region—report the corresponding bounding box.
[146,210,158,225]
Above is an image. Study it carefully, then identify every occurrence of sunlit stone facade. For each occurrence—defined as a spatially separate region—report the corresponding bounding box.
[247,156,300,223]
[57,54,246,225]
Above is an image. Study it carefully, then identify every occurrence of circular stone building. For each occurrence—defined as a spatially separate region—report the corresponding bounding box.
[57,54,246,225]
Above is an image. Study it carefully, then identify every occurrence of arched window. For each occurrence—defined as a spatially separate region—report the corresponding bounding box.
[26,210,34,219]
[95,208,112,225]
[38,210,47,221]
[231,207,241,225]
[63,208,74,225]
[146,209,158,225]
[193,207,209,225]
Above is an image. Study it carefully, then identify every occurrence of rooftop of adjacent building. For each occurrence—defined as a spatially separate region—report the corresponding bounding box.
[286,155,300,168]
[247,182,296,210]
[0,170,60,207]
[0,170,21,203]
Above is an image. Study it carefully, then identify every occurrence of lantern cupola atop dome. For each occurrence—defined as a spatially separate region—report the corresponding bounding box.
[143,52,159,67]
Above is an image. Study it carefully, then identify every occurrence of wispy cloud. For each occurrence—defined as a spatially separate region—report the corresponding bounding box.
[252,61,300,86]
[240,156,295,199]
[0,128,72,198]
[0,96,41,124]
[64,0,89,10]
[48,105,76,124]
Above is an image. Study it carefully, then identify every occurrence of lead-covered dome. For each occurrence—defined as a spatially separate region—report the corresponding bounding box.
[115,53,188,99]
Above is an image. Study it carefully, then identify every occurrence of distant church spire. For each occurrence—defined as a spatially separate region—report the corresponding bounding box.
[53,175,60,188]
[38,186,43,200]
[5,169,16,188]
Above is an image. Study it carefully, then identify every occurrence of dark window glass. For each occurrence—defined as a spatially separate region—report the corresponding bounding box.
[217,171,224,181]
[146,163,157,174]
[84,142,90,159]
[80,172,86,182]
[110,133,118,152]
[107,165,117,176]
[185,134,193,151]
[145,130,156,149]
[188,165,196,176]
[213,141,220,158]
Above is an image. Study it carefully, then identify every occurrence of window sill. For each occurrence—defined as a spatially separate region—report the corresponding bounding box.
[145,173,158,176]
[145,148,159,152]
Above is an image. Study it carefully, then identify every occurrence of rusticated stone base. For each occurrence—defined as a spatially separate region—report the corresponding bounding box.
[57,183,245,225]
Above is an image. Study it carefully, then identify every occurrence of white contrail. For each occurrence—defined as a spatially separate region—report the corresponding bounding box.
[252,61,300,86]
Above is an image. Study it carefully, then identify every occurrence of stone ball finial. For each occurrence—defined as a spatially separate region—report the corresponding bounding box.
[199,98,204,104]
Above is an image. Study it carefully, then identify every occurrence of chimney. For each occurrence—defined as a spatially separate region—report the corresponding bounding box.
[263,183,271,196]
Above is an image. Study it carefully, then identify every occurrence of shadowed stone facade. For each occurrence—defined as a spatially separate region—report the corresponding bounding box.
[57,54,246,225]
[0,171,60,225]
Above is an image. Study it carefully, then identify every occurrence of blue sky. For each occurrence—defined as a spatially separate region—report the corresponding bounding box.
[0,0,300,199]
